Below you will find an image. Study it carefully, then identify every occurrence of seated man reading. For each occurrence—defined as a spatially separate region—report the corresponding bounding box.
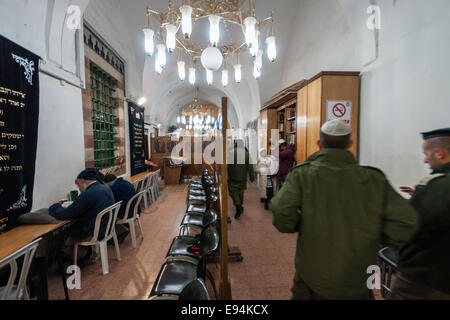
[49,168,115,258]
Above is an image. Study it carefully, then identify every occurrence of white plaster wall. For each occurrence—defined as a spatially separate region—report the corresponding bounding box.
[33,74,85,209]
[282,0,450,189]
[0,0,88,210]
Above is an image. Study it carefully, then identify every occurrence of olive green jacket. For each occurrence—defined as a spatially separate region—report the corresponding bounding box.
[271,149,419,299]
[398,162,450,294]
[227,147,255,182]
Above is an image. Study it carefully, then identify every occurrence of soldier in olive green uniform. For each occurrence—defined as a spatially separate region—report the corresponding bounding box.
[270,120,419,300]
[389,128,450,300]
[228,140,255,219]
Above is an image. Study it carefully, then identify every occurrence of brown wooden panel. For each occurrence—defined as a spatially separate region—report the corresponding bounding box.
[306,78,323,158]
[322,75,360,159]
[296,86,308,163]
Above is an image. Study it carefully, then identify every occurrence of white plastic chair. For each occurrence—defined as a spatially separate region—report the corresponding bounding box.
[133,180,142,193]
[73,202,122,275]
[0,238,41,300]
[154,169,161,198]
[116,191,145,248]
[141,174,153,209]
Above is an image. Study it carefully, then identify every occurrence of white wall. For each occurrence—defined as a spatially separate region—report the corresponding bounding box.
[0,0,88,210]
[33,74,85,209]
[282,0,450,188]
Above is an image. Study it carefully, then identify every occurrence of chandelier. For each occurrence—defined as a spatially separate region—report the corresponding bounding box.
[143,0,277,86]
[176,87,222,131]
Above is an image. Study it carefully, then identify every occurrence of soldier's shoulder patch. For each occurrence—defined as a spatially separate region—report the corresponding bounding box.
[361,166,387,177]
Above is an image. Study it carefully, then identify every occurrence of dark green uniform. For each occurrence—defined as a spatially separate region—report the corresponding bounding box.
[270,149,419,300]
[393,162,450,298]
[227,147,255,206]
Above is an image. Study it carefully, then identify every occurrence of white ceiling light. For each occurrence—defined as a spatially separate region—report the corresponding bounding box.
[244,16,257,47]
[165,24,177,53]
[222,69,229,87]
[250,30,260,57]
[178,60,186,81]
[143,1,277,83]
[209,15,221,47]
[255,49,263,71]
[180,5,193,39]
[253,62,261,80]
[234,64,242,83]
[156,44,167,68]
[201,46,223,72]
[206,69,213,86]
[189,67,196,85]
[143,28,155,56]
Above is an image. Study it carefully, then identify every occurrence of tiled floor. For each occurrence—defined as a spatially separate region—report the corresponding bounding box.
[46,181,380,300]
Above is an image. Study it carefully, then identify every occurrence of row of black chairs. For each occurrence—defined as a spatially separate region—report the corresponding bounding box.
[149,170,221,300]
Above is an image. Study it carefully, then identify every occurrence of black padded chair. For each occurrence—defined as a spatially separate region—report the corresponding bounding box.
[179,209,219,236]
[186,204,208,214]
[179,279,210,300]
[149,256,217,299]
[378,247,399,298]
[167,225,220,261]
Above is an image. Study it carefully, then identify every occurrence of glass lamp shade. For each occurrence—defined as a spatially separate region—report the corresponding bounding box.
[250,30,260,57]
[206,69,213,86]
[155,57,163,74]
[177,116,180,124]
[266,36,277,62]
[222,69,229,87]
[165,24,177,53]
[201,47,223,71]
[244,17,257,47]
[189,67,196,85]
[255,49,263,71]
[178,61,186,81]
[253,61,261,79]
[209,15,221,47]
[156,44,167,68]
[180,5,193,39]
[234,64,242,83]
[143,28,155,56]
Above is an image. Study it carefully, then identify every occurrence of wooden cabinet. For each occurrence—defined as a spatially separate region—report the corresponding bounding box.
[259,108,278,153]
[296,71,360,163]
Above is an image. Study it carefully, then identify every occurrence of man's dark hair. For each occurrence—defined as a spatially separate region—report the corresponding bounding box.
[320,132,351,149]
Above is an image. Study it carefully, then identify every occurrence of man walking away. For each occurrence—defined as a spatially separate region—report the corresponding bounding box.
[271,120,419,300]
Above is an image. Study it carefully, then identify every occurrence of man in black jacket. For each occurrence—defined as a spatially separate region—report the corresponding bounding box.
[389,128,450,300]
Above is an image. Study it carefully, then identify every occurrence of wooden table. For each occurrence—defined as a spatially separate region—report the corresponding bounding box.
[0,222,71,261]
[128,171,154,184]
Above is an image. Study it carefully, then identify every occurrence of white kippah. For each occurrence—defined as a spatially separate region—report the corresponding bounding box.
[321,120,352,136]
[279,139,286,145]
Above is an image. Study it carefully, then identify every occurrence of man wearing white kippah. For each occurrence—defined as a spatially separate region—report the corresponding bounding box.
[271,119,419,300]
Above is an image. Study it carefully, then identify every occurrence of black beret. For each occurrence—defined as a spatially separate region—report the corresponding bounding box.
[421,128,450,140]
[77,168,99,181]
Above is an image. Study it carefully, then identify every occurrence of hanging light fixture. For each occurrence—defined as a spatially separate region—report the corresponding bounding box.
[206,69,213,86]
[250,30,260,57]
[189,66,196,85]
[244,16,257,47]
[253,61,261,80]
[165,24,177,53]
[178,60,186,81]
[255,49,263,71]
[234,54,242,83]
[180,4,193,39]
[209,15,221,47]
[222,68,229,87]
[143,1,277,83]
[156,44,167,68]
[143,8,155,56]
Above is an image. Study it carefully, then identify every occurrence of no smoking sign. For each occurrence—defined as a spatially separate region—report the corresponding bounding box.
[327,100,352,125]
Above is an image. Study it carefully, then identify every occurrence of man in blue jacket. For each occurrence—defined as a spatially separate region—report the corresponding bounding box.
[50,168,115,258]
